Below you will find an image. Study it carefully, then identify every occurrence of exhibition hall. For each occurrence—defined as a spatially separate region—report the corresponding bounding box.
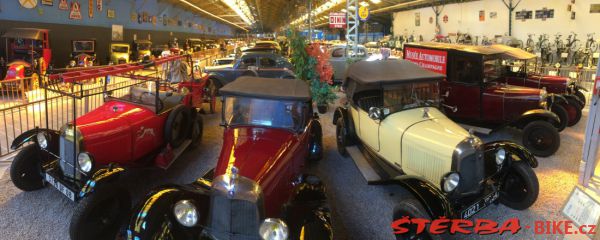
[1,0,600,239]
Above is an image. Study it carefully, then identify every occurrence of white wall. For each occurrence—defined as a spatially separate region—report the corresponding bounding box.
[393,0,600,43]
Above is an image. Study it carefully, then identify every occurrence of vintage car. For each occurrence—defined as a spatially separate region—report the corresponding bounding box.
[212,56,235,66]
[204,52,295,89]
[185,38,205,53]
[404,42,562,157]
[334,60,539,239]
[493,44,585,125]
[68,40,96,68]
[255,40,282,53]
[131,39,153,62]
[109,43,130,64]
[1,28,51,91]
[9,56,207,240]
[329,44,368,83]
[126,76,331,240]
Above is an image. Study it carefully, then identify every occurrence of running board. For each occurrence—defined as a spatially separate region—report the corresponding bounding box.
[346,146,382,183]
[156,140,192,169]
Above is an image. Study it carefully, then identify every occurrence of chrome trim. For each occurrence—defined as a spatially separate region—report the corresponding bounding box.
[211,172,262,202]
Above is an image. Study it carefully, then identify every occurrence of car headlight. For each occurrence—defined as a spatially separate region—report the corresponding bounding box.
[442,172,460,193]
[173,200,198,227]
[259,218,289,240]
[495,148,506,165]
[36,132,48,149]
[539,88,548,109]
[77,152,93,173]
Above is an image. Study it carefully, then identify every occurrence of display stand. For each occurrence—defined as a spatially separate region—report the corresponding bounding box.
[563,60,600,240]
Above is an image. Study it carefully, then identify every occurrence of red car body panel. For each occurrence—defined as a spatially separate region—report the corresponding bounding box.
[503,74,568,94]
[4,63,27,80]
[76,100,167,165]
[214,126,309,217]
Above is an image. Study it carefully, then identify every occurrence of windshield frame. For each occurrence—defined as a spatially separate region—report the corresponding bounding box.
[482,56,505,83]
[221,95,307,132]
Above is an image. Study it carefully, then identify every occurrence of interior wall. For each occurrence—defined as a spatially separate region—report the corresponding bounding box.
[392,0,600,42]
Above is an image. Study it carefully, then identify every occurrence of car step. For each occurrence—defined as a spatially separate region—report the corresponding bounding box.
[346,146,382,183]
[156,140,192,169]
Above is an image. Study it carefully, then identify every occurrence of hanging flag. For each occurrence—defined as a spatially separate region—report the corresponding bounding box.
[70,2,82,19]
[88,0,93,18]
[96,0,102,12]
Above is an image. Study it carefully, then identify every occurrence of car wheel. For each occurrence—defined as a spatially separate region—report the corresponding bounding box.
[190,114,204,146]
[10,145,45,191]
[165,105,192,148]
[392,198,438,240]
[499,162,539,210]
[521,120,560,157]
[550,104,568,132]
[575,90,586,107]
[336,118,350,157]
[309,122,323,161]
[564,99,582,126]
[70,184,131,240]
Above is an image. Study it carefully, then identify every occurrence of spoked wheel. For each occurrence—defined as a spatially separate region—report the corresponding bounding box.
[70,184,131,240]
[522,120,560,157]
[393,199,438,240]
[563,100,582,126]
[499,162,539,210]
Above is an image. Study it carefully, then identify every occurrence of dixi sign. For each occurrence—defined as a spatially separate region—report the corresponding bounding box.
[404,47,448,74]
[329,12,346,29]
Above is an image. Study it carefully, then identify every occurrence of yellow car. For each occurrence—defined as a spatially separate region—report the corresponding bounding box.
[333,60,539,239]
[109,43,130,64]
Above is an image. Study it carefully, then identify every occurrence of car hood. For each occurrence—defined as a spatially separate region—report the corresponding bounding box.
[205,64,233,71]
[489,83,541,99]
[527,73,568,90]
[214,126,296,182]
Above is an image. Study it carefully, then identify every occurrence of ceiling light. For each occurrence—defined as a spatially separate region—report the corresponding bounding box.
[221,0,255,26]
[370,0,381,3]
[179,0,247,31]
[360,2,369,7]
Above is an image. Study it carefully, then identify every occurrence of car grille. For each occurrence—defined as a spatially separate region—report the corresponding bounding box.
[403,144,450,188]
[59,135,78,179]
[456,152,484,194]
[208,195,264,240]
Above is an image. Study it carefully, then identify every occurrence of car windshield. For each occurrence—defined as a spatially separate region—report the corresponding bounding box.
[112,46,129,53]
[483,58,504,82]
[382,82,440,114]
[138,43,151,50]
[255,42,276,48]
[224,96,304,131]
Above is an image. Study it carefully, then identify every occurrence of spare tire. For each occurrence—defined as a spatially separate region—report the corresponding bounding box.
[164,105,192,148]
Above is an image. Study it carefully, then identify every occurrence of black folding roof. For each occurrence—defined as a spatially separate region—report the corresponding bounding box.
[404,42,505,55]
[219,76,310,101]
[347,60,445,85]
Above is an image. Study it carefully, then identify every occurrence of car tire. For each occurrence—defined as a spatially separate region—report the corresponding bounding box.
[499,162,539,210]
[550,104,568,132]
[575,90,586,107]
[190,113,204,147]
[165,105,192,148]
[309,122,324,161]
[564,99,582,126]
[393,198,439,240]
[521,120,560,157]
[69,184,131,240]
[10,145,45,191]
[335,118,352,157]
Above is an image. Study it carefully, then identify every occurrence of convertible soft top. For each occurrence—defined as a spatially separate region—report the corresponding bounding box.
[490,44,537,60]
[346,60,445,85]
[220,76,311,101]
[2,28,48,40]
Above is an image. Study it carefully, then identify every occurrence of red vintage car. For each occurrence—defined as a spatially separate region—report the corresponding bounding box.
[126,76,331,240]
[1,28,51,91]
[9,56,208,240]
[404,43,562,157]
[492,44,585,126]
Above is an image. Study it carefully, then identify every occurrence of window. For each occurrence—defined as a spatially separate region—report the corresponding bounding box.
[238,57,257,69]
[332,48,345,58]
[483,58,504,82]
[382,82,440,115]
[224,96,305,130]
[259,57,277,68]
[450,57,479,84]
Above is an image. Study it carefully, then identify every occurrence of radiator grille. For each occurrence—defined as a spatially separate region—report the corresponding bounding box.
[456,153,484,193]
[59,136,78,179]
[403,144,450,188]
[208,196,263,240]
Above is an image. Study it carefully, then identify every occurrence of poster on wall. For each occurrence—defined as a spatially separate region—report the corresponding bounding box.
[70,2,82,20]
[490,12,497,19]
[442,15,448,23]
[59,0,68,10]
[112,24,123,41]
[535,8,554,20]
[42,0,53,6]
[479,10,485,21]
[96,0,102,12]
[88,0,93,18]
[107,9,115,18]
[429,16,433,24]
[590,4,600,13]
[516,9,532,21]
[415,12,420,26]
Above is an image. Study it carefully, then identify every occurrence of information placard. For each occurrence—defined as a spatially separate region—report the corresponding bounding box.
[562,187,600,237]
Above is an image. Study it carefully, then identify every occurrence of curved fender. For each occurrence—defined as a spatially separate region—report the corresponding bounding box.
[547,93,567,106]
[79,166,126,199]
[291,174,327,203]
[484,141,538,168]
[563,94,585,107]
[378,175,454,219]
[511,109,560,129]
[11,128,60,151]
[207,73,225,89]
[308,120,323,160]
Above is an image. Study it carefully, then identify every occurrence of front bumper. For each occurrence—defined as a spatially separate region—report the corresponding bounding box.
[41,158,88,202]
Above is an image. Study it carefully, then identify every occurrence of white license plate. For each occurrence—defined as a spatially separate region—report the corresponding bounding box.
[461,191,499,219]
[561,52,569,58]
[45,173,76,201]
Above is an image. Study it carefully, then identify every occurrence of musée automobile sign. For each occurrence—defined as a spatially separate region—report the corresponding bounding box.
[404,47,448,74]
[329,12,346,28]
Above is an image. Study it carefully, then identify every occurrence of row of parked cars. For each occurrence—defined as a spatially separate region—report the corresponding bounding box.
[6,41,585,240]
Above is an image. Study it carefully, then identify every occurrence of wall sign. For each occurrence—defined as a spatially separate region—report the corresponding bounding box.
[58,0,68,10]
[19,0,38,9]
[516,9,532,21]
[70,2,82,20]
[111,24,123,41]
[415,12,420,26]
[429,16,433,24]
[490,11,497,19]
[96,0,102,12]
[479,10,485,21]
[329,12,346,29]
[442,15,448,23]
[42,0,53,6]
[358,6,369,21]
[590,4,600,13]
[535,8,554,20]
[88,0,93,18]
[403,47,448,74]
[106,8,115,18]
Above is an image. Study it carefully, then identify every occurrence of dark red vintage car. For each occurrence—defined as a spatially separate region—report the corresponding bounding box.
[1,28,51,91]
[8,56,209,240]
[126,76,332,240]
[68,40,96,68]
[404,42,562,157]
[492,44,585,126]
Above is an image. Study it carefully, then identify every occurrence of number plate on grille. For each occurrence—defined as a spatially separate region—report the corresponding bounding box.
[460,191,499,219]
[45,173,76,201]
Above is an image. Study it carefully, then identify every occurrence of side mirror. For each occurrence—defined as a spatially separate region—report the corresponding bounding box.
[368,107,382,120]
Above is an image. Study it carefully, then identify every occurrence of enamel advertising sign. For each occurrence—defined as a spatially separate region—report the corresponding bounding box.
[329,12,346,28]
[403,47,448,74]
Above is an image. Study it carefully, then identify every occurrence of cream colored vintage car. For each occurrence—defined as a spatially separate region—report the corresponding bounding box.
[333,60,539,239]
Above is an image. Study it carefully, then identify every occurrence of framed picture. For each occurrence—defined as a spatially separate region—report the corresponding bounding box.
[591,4,600,13]
[489,12,497,19]
[111,24,123,41]
[107,9,115,18]
[562,187,600,238]
[479,10,485,21]
[415,12,420,26]
[42,0,53,6]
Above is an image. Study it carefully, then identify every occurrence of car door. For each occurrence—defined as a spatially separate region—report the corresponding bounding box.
[440,55,482,120]
[234,55,258,78]
[355,94,381,151]
[329,47,347,81]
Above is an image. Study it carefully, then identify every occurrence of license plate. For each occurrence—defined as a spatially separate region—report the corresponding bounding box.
[461,191,499,219]
[561,52,569,58]
[45,173,76,201]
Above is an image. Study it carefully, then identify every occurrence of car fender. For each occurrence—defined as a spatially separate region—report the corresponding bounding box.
[375,175,454,218]
[563,94,585,107]
[510,109,560,129]
[11,128,60,152]
[207,73,226,88]
[484,141,538,168]
[79,166,126,199]
[547,93,567,106]
[333,106,357,138]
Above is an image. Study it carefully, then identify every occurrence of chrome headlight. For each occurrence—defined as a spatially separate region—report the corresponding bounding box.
[259,218,289,240]
[495,148,506,165]
[36,132,48,149]
[77,152,93,173]
[539,88,548,109]
[173,200,198,227]
[442,172,460,193]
